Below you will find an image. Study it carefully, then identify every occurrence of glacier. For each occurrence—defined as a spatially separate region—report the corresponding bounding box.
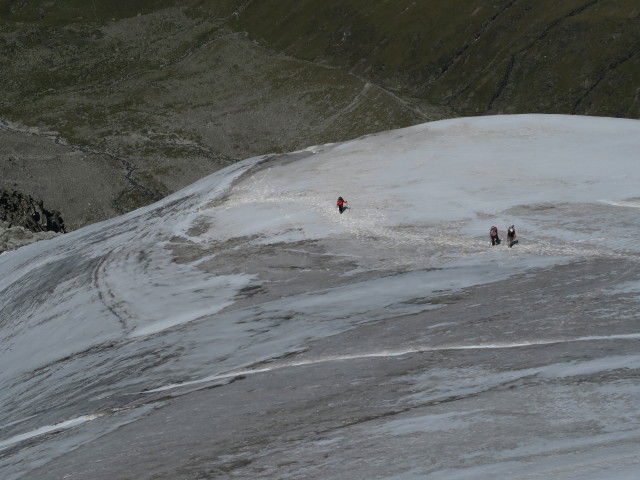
[1,114,639,479]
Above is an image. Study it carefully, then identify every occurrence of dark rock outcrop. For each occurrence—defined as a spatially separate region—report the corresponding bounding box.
[0,190,66,234]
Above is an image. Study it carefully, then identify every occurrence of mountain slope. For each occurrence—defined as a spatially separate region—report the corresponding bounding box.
[0,1,426,229]
[1,115,639,478]
[2,0,639,232]
[237,0,640,117]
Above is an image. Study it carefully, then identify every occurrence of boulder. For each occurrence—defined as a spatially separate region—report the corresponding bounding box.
[0,190,66,234]
[0,190,66,253]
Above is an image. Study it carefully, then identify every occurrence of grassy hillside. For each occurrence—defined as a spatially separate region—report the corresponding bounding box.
[1,0,638,229]
[236,0,640,118]
[0,0,426,227]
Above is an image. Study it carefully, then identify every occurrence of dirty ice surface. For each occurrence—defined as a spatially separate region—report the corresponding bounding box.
[1,114,640,479]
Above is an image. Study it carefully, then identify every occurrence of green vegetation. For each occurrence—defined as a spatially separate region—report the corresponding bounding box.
[0,0,196,25]
[236,0,640,118]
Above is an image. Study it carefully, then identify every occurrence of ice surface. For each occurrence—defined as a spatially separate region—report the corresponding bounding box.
[1,115,639,479]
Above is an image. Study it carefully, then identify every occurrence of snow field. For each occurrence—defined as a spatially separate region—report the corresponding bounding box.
[1,114,640,479]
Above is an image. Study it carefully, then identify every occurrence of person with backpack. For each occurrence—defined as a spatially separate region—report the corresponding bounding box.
[490,226,500,245]
[336,196,348,214]
[507,225,516,247]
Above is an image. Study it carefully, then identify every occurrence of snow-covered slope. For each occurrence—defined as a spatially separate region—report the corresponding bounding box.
[1,115,639,479]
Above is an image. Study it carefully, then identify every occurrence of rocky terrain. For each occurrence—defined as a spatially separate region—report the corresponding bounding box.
[1,0,639,244]
[0,189,65,253]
